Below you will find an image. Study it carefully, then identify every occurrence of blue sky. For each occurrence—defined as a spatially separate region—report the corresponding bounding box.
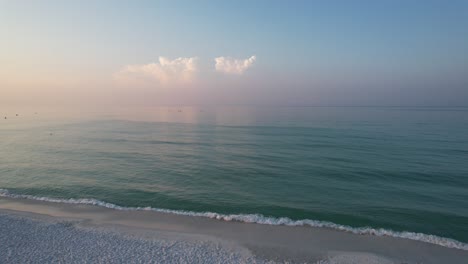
[1,0,467,106]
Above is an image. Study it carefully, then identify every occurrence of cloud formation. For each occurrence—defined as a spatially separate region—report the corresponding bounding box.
[215,55,256,74]
[115,57,198,84]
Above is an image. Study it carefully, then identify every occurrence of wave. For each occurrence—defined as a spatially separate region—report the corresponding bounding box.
[1,188,467,251]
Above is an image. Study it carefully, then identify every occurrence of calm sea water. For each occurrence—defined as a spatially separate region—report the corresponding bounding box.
[1,106,468,244]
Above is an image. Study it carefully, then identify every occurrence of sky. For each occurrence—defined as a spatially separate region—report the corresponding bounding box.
[1,0,468,107]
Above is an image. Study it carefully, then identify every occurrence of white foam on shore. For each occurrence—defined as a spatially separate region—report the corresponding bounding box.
[1,188,467,251]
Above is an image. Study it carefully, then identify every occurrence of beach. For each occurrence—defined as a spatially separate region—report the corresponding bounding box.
[2,106,468,263]
[3,0,468,262]
[1,196,467,263]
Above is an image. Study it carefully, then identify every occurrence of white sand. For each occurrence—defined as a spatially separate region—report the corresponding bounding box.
[1,197,467,263]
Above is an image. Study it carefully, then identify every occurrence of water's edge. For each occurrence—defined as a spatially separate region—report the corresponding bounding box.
[1,188,466,251]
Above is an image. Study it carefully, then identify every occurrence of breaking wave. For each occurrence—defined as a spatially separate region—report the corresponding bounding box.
[1,188,467,251]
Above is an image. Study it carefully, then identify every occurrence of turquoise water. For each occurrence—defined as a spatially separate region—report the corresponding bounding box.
[1,107,468,245]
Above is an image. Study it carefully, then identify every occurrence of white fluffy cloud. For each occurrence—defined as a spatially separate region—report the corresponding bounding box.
[115,57,198,84]
[214,55,256,74]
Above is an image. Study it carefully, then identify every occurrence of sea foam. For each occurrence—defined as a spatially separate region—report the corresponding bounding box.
[1,188,467,251]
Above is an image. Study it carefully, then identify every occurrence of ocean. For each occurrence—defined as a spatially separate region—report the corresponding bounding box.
[1,106,468,249]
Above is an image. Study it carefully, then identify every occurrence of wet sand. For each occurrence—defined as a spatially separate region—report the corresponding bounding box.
[1,197,467,263]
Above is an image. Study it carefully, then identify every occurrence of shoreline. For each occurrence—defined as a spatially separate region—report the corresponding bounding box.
[1,197,468,263]
[1,189,466,251]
